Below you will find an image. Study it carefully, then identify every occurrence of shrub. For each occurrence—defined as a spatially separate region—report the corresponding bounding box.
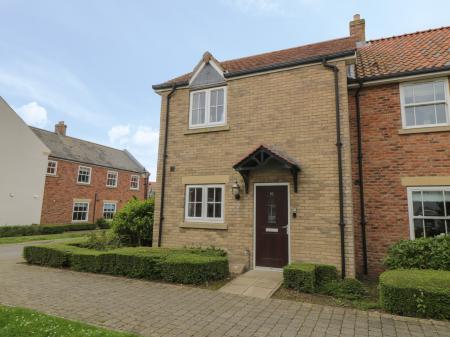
[379,269,450,319]
[321,278,367,300]
[315,264,338,287]
[23,245,73,268]
[111,198,154,246]
[95,218,110,229]
[0,223,96,238]
[79,231,119,251]
[283,263,316,293]
[384,236,450,271]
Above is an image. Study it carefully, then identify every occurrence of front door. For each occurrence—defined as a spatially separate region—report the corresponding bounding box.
[255,185,289,268]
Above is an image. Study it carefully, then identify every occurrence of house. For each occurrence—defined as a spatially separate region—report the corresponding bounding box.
[0,97,50,226]
[152,15,450,277]
[31,122,149,224]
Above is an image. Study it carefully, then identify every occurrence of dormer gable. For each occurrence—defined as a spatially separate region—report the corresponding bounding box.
[189,51,225,88]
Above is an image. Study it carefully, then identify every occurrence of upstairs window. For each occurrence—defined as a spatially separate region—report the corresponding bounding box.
[400,79,449,128]
[189,87,226,128]
[47,160,57,176]
[77,166,91,184]
[185,185,224,222]
[103,202,117,220]
[130,175,139,190]
[106,171,118,187]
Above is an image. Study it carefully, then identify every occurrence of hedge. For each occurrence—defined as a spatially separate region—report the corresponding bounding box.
[0,223,97,238]
[379,269,450,319]
[384,236,450,271]
[283,262,338,293]
[23,244,229,284]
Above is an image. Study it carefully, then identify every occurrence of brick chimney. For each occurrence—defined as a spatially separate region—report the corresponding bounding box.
[55,121,67,136]
[349,14,365,42]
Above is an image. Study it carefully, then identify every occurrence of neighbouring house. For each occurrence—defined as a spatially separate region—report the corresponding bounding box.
[31,122,149,224]
[0,97,50,226]
[152,15,450,277]
[147,181,156,198]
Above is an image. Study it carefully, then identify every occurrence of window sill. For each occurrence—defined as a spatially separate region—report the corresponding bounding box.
[184,124,230,135]
[106,186,118,189]
[398,125,450,135]
[76,182,91,186]
[179,222,228,230]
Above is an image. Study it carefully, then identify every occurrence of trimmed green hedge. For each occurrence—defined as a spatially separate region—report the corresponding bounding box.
[283,262,338,293]
[0,223,96,238]
[23,244,229,284]
[379,269,450,319]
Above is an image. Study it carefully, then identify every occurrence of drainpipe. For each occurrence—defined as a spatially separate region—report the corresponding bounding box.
[92,192,98,223]
[322,59,346,278]
[355,81,369,275]
[158,85,177,247]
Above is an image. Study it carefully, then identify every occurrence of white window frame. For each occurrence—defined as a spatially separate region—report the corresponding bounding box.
[184,185,224,223]
[407,186,450,239]
[102,202,117,220]
[77,166,92,185]
[400,78,450,129]
[189,86,227,129]
[72,201,90,223]
[47,160,57,176]
[130,175,140,190]
[106,171,118,188]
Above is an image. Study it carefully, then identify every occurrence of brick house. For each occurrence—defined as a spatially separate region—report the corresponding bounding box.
[152,15,449,277]
[31,122,149,224]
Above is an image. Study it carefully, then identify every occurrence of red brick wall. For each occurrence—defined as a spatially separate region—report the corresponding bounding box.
[41,159,147,224]
[349,77,450,277]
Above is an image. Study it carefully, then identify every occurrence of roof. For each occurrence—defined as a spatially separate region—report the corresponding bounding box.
[356,26,450,81]
[153,36,357,89]
[30,127,146,173]
[233,144,300,171]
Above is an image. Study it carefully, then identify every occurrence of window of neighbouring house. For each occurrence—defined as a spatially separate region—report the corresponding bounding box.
[47,160,57,176]
[185,185,224,222]
[77,166,91,184]
[407,187,450,239]
[400,79,449,128]
[106,171,118,187]
[72,202,89,222]
[130,175,139,190]
[103,202,117,220]
[189,87,226,128]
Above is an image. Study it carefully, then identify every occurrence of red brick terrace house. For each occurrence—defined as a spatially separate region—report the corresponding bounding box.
[152,14,449,277]
[31,122,149,224]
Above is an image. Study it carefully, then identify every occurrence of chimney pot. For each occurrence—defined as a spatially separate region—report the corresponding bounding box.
[349,14,366,43]
[55,121,67,136]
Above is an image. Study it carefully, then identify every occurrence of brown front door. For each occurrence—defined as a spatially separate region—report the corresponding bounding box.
[255,185,289,268]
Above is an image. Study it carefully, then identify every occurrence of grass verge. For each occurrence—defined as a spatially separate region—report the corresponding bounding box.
[0,230,103,245]
[0,305,138,337]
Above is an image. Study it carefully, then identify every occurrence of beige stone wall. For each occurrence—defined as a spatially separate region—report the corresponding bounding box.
[153,61,355,277]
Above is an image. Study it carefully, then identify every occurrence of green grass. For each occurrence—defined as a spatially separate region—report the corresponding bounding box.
[0,230,103,245]
[0,305,139,337]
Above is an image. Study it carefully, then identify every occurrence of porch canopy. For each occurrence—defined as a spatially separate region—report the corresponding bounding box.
[232,145,301,193]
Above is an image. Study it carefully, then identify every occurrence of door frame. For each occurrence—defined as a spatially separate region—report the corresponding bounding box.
[253,182,291,270]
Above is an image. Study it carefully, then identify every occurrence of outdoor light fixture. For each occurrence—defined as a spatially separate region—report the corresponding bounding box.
[232,181,241,200]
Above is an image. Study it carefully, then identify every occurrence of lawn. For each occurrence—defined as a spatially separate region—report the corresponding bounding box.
[0,230,103,245]
[0,305,139,337]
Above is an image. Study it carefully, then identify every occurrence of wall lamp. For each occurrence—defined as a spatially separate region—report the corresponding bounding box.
[232,181,241,200]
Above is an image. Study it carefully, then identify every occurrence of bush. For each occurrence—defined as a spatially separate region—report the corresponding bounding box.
[321,278,367,300]
[379,269,450,319]
[384,236,450,271]
[111,198,154,246]
[95,218,110,229]
[79,231,119,251]
[315,264,338,287]
[0,223,96,238]
[23,243,229,285]
[283,263,316,293]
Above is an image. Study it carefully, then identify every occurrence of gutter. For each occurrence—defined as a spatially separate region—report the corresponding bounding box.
[322,58,347,279]
[355,81,368,275]
[158,84,177,247]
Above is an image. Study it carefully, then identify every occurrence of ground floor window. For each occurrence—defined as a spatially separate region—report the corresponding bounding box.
[103,202,117,220]
[72,202,89,222]
[407,187,450,239]
[185,185,224,222]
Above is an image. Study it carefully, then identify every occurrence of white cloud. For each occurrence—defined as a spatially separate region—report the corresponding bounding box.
[108,124,130,144]
[223,0,282,14]
[132,126,159,146]
[16,101,49,127]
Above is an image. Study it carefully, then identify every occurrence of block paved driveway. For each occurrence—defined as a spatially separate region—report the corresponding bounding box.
[0,243,449,337]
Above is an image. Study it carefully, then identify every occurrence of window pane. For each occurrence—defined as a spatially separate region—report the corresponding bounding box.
[412,191,423,216]
[414,219,424,238]
[436,104,447,124]
[198,108,205,124]
[415,105,436,125]
[195,203,202,217]
[195,188,202,202]
[199,92,205,108]
[207,188,214,202]
[207,203,214,218]
[215,188,222,202]
[210,90,217,106]
[210,106,217,123]
[217,89,224,105]
[215,203,221,218]
[424,219,446,237]
[414,83,434,103]
[216,105,224,122]
[445,191,450,216]
[404,86,414,104]
[405,107,415,126]
[423,191,444,216]
[189,188,196,202]
[188,203,195,217]
[435,81,445,101]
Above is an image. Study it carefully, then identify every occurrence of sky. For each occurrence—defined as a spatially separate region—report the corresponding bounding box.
[1,1,449,178]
